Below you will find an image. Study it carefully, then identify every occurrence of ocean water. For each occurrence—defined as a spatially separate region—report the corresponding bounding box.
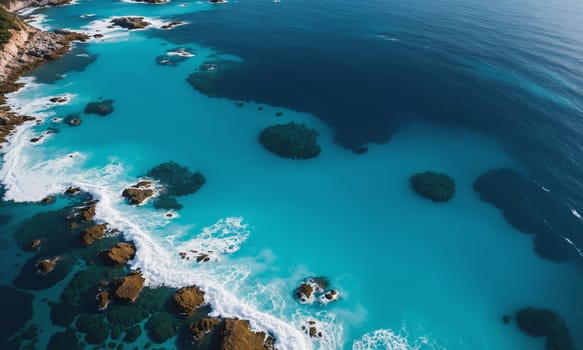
[1,0,583,349]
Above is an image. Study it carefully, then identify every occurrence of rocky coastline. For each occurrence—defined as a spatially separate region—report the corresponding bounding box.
[0,1,83,147]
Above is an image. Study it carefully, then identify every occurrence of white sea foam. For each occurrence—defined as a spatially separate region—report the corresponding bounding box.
[79,16,187,42]
[352,325,443,350]
[0,87,317,350]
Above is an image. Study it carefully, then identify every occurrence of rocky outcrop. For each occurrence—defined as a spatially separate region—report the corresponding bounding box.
[99,242,136,265]
[258,122,321,159]
[132,0,169,3]
[37,258,56,274]
[295,277,339,305]
[84,99,114,116]
[0,8,73,147]
[112,272,145,303]
[173,286,204,317]
[53,29,89,42]
[96,290,109,310]
[410,171,455,202]
[122,181,154,205]
[77,203,96,222]
[190,317,274,349]
[80,223,107,245]
[111,17,150,30]
[220,319,273,350]
[515,308,573,350]
[29,239,41,250]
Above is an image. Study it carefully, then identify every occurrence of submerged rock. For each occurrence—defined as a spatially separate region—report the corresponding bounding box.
[173,286,204,317]
[145,312,179,343]
[80,223,108,245]
[147,161,205,197]
[515,307,573,350]
[64,114,81,126]
[474,168,580,263]
[76,314,110,344]
[190,317,220,340]
[99,242,136,265]
[111,17,151,30]
[84,99,114,116]
[153,193,183,210]
[112,272,145,303]
[258,122,321,159]
[410,171,455,202]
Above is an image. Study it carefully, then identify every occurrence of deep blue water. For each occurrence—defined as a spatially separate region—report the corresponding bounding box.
[1,0,583,349]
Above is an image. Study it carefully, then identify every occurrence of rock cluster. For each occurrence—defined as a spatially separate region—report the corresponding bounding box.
[122,181,154,205]
[295,276,339,305]
[258,122,321,159]
[111,17,151,30]
[515,307,573,350]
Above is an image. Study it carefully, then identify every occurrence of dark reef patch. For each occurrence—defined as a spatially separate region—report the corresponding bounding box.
[84,99,114,116]
[30,43,97,84]
[410,171,455,202]
[47,328,81,350]
[0,286,34,339]
[258,122,321,159]
[515,307,573,350]
[145,312,180,343]
[145,161,205,210]
[474,168,581,263]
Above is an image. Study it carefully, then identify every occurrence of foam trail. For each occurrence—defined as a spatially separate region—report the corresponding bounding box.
[0,84,315,350]
[352,325,443,350]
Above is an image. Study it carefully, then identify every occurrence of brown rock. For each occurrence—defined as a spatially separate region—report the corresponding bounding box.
[78,204,96,222]
[53,29,90,42]
[173,286,204,316]
[196,253,210,262]
[135,181,151,188]
[220,319,271,350]
[111,17,151,30]
[97,290,109,310]
[65,187,80,195]
[40,195,55,204]
[295,282,313,301]
[30,239,41,250]
[80,223,107,245]
[37,258,56,274]
[122,185,154,205]
[190,317,220,340]
[93,34,104,39]
[99,242,136,265]
[324,290,338,300]
[112,272,145,303]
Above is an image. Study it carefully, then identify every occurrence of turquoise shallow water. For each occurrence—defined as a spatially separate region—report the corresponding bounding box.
[1,0,582,349]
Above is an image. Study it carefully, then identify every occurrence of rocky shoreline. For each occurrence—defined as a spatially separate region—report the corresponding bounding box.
[0,2,77,146]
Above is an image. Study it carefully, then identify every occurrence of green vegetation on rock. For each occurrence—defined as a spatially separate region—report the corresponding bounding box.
[0,5,18,50]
